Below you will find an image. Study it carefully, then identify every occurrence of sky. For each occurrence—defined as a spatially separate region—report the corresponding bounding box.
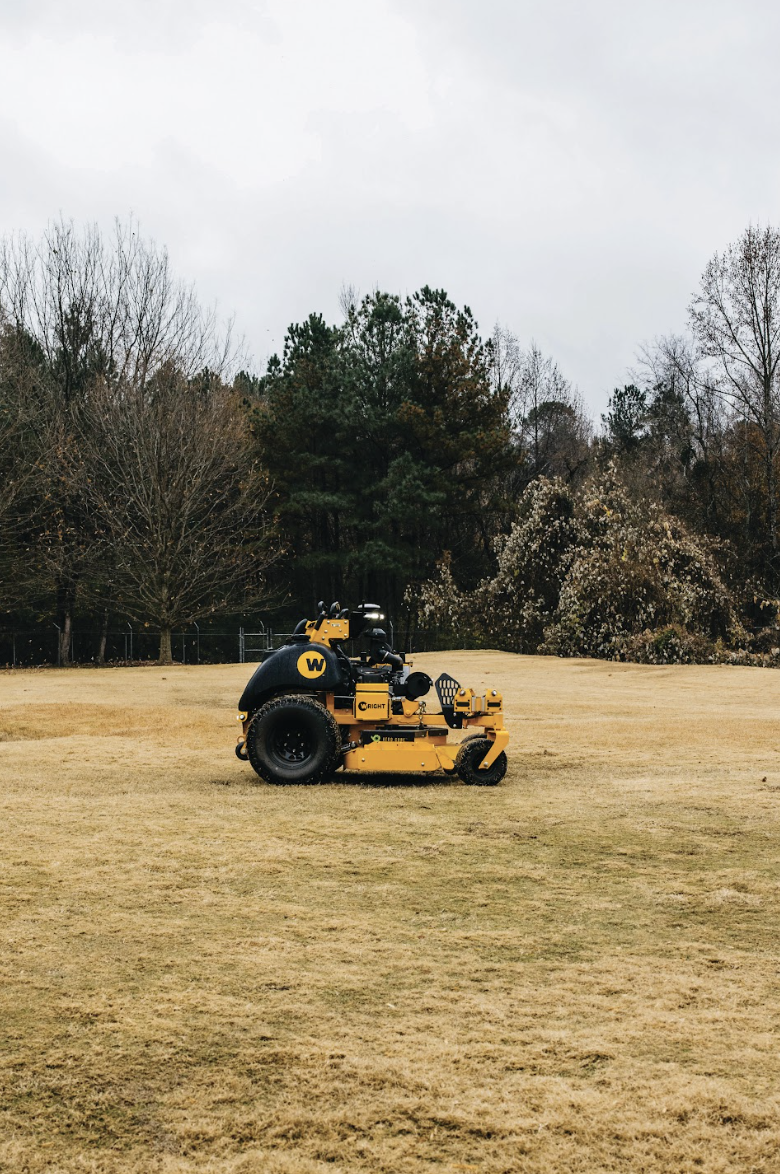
[1,0,779,416]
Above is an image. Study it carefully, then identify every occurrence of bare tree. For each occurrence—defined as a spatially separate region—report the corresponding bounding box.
[636,334,729,526]
[638,335,719,458]
[489,322,524,400]
[0,326,46,609]
[0,218,238,661]
[492,328,591,484]
[81,368,276,662]
[338,282,360,321]
[0,218,235,389]
[690,224,780,581]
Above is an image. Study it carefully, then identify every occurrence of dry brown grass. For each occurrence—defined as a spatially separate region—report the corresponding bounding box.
[1,652,780,1173]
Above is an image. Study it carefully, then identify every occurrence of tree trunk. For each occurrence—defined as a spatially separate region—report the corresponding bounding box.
[762,377,779,588]
[97,609,109,664]
[159,626,173,664]
[766,445,777,583]
[56,579,76,666]
[59,610,72,667]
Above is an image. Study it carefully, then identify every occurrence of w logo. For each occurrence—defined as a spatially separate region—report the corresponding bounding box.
[297,651,327,679]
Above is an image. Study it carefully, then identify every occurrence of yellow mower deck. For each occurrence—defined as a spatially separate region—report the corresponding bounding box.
[329,686,508,774]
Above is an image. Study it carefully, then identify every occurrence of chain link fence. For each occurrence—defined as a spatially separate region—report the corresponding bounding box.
[0,627,260,668]
[0,621,445,668]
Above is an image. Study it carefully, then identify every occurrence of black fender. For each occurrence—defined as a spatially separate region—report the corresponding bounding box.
[239,643,347,713]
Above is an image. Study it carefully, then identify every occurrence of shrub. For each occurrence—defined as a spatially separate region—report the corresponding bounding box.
[543,468,743,659]
[619,626,716,665]
[415,478,578,651]
[415,466,746,664]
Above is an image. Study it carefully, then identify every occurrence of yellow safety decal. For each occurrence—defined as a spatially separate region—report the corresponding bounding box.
[297,650,327,678]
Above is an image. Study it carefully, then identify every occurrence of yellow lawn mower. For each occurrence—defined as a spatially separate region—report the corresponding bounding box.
[235,600,509,786]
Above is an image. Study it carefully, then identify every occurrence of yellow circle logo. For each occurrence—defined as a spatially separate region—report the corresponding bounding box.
[297,650,327,679]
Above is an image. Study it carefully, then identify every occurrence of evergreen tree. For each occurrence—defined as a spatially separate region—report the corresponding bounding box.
[252,288,512,618]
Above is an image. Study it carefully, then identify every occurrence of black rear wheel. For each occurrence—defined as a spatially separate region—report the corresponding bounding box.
[455,735,507,787]
[246,695,341,785]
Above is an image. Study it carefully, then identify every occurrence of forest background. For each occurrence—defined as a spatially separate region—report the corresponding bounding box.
[2,218,780,667]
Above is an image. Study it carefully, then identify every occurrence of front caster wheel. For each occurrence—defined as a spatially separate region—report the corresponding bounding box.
[455,735,507,786]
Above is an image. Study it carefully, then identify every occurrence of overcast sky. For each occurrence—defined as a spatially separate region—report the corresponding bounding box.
[1,0,778,415]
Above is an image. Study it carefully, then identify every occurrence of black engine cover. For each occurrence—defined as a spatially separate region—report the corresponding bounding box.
[239,643,347,712]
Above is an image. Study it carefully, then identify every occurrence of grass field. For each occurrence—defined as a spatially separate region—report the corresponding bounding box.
[1,652,780,1173]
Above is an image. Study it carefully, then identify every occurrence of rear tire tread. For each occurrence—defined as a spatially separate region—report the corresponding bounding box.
[246,694,341,785]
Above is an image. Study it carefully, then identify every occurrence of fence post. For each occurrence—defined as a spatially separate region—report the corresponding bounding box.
[126,622,133,664]
[53,623,61,667]
[12,633,16,668]
[239,627,244,663]
[194,621,200,664]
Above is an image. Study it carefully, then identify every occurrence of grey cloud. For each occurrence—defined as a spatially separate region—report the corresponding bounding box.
[0,0,277,50]
[0,0,776,414]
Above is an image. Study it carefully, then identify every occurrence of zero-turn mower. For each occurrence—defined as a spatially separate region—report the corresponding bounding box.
[235,600,509,785]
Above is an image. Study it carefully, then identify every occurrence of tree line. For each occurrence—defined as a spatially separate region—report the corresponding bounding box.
[2,219,780,664]
[0,221,273,665]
